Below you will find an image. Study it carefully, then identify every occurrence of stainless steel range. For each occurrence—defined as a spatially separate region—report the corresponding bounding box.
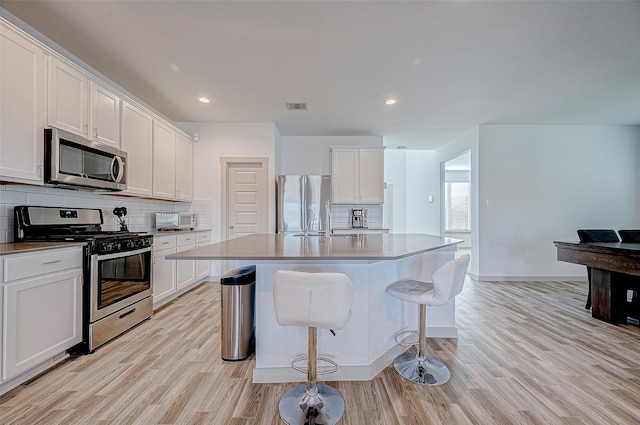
[14,206,153,353]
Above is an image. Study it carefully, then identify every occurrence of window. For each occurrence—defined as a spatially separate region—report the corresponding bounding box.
[445,182,470,231]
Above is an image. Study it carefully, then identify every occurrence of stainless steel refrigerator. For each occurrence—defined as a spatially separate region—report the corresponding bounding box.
[277,175,331,234]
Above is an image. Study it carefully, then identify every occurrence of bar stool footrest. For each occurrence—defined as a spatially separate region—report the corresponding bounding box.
[291,356,339,375]
[394,329,419,347]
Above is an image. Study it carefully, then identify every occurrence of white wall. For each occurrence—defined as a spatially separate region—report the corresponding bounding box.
[406,151,440,235]
[178,122,277,236]
[477,125,640,280]
[277,135,383,175]
[637,141,640,213]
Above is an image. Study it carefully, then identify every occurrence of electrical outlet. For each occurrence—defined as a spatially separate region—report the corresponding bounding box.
[524,255,531,264]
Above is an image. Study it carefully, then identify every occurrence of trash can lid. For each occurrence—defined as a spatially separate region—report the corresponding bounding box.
[220,265,256,285]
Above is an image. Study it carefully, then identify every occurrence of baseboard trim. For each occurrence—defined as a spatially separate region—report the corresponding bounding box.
[473,275,587,282]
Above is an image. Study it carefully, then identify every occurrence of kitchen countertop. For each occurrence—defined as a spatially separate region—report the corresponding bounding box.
[144,228,212,237]
[0,241,87,255]
[167,233,461,261]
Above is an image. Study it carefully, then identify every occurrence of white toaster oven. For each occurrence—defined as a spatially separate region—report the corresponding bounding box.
[155,212,196,230]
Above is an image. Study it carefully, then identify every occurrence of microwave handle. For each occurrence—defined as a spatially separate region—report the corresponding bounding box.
[110,156,124,183]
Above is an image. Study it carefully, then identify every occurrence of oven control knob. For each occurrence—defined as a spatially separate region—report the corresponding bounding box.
[101,243,113,253]
[125,240,135,249]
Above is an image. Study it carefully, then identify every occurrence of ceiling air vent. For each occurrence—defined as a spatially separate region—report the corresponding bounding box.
[286,103,308,111]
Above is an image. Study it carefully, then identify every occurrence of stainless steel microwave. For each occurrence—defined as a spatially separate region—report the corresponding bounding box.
[45,127,127,191]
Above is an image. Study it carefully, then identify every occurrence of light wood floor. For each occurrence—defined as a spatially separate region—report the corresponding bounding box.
[2,278,640,425]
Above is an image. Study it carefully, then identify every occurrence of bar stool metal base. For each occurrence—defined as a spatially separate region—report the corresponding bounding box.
[393,352,451,386]
[279,383,345,425]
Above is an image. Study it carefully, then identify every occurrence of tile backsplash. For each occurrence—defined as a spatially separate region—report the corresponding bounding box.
[0,184,213,243]
[330,204,383,229]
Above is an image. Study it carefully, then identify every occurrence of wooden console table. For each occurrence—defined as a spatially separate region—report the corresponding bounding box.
[554,241,640,324]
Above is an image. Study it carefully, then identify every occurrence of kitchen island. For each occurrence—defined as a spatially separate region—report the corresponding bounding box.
[168,233,461,383]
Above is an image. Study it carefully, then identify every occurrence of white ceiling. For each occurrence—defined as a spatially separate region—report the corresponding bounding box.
[3,1,640,149]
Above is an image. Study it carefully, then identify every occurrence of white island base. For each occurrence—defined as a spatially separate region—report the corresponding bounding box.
[246,247,457,383]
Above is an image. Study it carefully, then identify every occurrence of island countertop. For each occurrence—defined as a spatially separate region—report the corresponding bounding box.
[166,233,461,261]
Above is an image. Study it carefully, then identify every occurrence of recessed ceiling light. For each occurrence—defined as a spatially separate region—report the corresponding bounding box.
[385,99,396,105]
[198,97,210,104]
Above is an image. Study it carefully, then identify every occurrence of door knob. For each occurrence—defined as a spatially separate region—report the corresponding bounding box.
[229,225,234,229]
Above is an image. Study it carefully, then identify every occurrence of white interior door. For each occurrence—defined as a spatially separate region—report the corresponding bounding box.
[222,159,269,274]
[226,162,268,239]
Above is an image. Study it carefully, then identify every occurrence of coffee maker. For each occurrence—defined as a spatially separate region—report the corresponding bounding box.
[351,208,366,228]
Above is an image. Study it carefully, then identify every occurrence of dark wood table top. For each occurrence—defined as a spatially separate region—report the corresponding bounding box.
[554,240,640,253]
[554,240,640,276]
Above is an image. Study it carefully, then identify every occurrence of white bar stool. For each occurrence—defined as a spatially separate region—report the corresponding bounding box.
[386,254,469,386]
[273,270,354,425]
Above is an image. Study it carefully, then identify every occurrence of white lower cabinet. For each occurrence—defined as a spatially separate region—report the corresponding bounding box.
[1,246,83,390]
[152,235,177,305]
[176,233,196,291]
[152,231,210,308]
[196,231,212,281]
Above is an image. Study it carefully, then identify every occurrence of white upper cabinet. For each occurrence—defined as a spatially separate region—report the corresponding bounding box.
[152,119,176,199]
[121,101,153,197]
[48,56,89,137]
[0,21,46,184]
[49,56,121,148]
[331,148,358,203]
[331,147,384,204]
[89,81,120,147]
[358,148,385,203]
[175,132,194,201]
[152,121,193,201]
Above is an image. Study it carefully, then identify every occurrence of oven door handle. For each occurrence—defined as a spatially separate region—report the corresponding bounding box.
[93,246,152,261]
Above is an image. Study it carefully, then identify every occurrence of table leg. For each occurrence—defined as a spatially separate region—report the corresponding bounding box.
[590,268,635,324]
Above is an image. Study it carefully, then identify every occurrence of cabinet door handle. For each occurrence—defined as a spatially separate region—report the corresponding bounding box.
[42,260,61,265]
[161,241,170,245]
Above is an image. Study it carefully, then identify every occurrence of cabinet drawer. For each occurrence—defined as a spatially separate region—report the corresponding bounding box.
[177,233,196,247]
[3,247,83,283]
[154,236,177,251]
[196,231,211,244]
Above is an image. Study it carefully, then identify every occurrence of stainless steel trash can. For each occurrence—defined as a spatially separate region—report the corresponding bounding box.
[220,265,256,361]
